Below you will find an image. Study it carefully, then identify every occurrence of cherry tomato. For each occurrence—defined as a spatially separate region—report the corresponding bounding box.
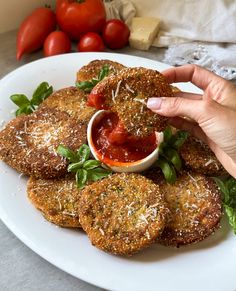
[102,19,130,49]
[44,31,71,57]
[78,32,105,52]
[56,0,106,41]
[16,7,56,60]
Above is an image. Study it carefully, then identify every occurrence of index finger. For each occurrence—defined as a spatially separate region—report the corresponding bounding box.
[162,64,224,91]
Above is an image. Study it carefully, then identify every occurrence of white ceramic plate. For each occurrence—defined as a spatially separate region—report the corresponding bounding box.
[0,53,235,291]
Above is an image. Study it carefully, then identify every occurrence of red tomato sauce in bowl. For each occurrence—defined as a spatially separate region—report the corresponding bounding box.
[91,111,157,164]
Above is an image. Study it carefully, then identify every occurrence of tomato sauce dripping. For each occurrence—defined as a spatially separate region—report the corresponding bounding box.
[92,112,157,163]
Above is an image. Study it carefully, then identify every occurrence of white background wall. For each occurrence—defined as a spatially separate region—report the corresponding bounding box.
[0,0,55,34]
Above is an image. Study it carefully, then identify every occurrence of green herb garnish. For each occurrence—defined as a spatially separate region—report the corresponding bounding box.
[57,144,112,189]
[214,176,236,234]
[10,82,53,116]
[76,65,109,93]
[155,127,189,184]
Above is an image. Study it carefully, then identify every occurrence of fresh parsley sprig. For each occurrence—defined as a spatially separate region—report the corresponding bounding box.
[214,176,236,234]
[76,65,109,93]
[10,82,53,116]
[57,144,112,189]
[155,127,189,184]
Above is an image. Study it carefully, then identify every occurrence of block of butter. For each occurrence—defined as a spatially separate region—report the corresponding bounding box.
[129,17,161,51]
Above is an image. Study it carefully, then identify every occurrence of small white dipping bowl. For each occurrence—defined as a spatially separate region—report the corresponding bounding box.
[87,110,163,173]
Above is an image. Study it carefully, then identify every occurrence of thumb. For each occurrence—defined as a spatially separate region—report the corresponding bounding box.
[147,96,210,122]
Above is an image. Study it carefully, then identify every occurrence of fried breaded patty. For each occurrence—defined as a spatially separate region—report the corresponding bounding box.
[91,67,173,137]
[0,107,86,178]
[79,173,168,256]
[144,169,222,246]
[40,87,96,123]
[27,176,82,227]
[180,136,225,176]
[170,85,181,93]
[76,59,126,82]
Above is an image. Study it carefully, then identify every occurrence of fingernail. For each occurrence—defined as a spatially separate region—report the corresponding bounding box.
[147,97,163,110]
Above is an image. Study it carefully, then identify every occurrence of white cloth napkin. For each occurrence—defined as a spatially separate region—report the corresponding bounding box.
[164,42,236,80]
[103,0,236,79]
[103,0,136,25]
[132,0,236,45]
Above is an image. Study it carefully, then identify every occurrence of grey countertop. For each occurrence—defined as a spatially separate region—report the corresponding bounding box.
[0,30,166,291]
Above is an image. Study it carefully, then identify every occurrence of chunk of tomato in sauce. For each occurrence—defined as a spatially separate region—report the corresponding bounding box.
[108,120,129,145]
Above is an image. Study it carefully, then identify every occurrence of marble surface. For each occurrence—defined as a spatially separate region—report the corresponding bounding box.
[0,30,166,291]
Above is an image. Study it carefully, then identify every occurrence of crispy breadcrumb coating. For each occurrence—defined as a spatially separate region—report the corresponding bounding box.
[79,173,169,256]
[0,107,87,178]
[27,175,82,228]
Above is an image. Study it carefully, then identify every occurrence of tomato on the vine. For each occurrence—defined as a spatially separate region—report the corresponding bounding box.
[78,32,105,52]
[44,31,71,57]
[102,19,130,49]
[56,0,106,41]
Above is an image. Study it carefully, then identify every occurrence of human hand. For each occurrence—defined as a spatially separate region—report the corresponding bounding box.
[147,64,236,178]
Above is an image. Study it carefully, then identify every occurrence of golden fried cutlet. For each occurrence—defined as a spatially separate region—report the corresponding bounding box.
[78,173,168,256]
[170,85,181,93]
[180,136,225,176]
[144,169,222,247]
[76,59,126,82]
[40,87,96,123]
[27,176,81,227]
[0,107,86,179]
[90,67,173,137]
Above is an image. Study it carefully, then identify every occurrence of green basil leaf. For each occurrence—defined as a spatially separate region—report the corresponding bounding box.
[57,145,77,162]
[226,177,236,195]
[10,94,30,107]
[33,82,49,96]
[15,108,24,116]
[158,141,166,155]
[76,169,88,189]
[76,144,90,161]
[98,65,109,81]
[83,160,101,170]
[91,78,99,86]
[15,105,34,116]
[75,81,94,93]
[172,130,189,150]
[163,126,172,143]
[75,65,109,93]
[31,82,53,106]
[164,148,182,171]
[224,204,236,234]
[213,176,236,235]
[67,161,84,172]
[87,167,112,182]
[10,82,53,116]
[156,157,176,184]
[213,177,229,202]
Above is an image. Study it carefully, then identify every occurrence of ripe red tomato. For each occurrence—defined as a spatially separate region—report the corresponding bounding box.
[102,19,130,49]
[16,7,56,60]
[44,31,71,57]
[78,32,105,52]
[56,0,106,41]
